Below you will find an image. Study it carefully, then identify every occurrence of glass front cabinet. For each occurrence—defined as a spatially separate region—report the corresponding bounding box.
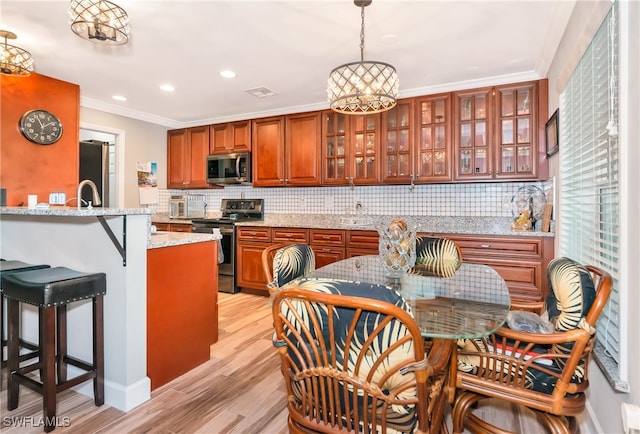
[322,111,381,186]
[453,80,545,181]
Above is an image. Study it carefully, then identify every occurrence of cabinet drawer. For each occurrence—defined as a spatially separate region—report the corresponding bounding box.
[154,223,171,232]
[272,228,309,243]
[447,235,543,260]
[347,230,379,250]
[237,226,272,242]
[170,223,193,233]
[310,229,346,246]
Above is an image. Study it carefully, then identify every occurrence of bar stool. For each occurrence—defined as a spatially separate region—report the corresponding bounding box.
[0,260,51,388]
[2,267,106,432]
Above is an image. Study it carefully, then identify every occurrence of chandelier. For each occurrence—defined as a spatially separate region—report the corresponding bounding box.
[69,0,130,45]
[0,30,34,76]
[327,0,398,114]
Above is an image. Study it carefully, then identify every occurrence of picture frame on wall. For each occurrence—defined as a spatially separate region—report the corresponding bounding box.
[546,109,559,157]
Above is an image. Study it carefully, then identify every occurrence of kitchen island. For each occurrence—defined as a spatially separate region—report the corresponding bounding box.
[0,207,219,411]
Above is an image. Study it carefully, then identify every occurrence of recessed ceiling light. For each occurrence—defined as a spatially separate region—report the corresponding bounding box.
[160,84,175,92]
[112,95,127,101]
[219,70,237,79]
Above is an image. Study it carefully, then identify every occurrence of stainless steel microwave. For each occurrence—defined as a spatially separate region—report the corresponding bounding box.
[206,152,251,184]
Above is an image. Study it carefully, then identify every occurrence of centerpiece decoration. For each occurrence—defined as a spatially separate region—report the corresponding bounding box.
[377,217,417,277]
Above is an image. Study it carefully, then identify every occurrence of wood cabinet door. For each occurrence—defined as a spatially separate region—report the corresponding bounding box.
[285,112,321,186]
[236,242,269,292]
[210,121,252,154]
[453,87,494,181]
[252,116,285,186]
[167,129,188,188]
[188,125,210,188]
[494,81,539,180]
[313,246,345,269]
[414,93,453,182]
[322,110,350,186]
[350,113,381,185]
[381,99,414,184]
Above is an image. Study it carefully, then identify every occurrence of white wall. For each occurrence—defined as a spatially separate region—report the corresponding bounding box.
[545,1,640,433]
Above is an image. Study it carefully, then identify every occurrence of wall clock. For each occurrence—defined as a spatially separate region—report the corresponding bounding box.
[19,109,63,145]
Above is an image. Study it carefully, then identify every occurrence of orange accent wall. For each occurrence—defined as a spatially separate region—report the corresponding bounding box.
[0,72,79,206]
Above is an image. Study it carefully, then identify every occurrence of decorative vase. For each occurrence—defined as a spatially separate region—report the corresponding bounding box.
[377,218,417,278]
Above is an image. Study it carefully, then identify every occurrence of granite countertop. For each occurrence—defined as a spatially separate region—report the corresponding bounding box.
[0,206,153,217]
[151,212,554,237]
[147,231,221,249]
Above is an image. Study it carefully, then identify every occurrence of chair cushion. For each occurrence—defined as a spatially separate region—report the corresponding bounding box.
[1,267,106,307]
[271,244,315,288]
[414,236,461,277]
[279,277,417,433]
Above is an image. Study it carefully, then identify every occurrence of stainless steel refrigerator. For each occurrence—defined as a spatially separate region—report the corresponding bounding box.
[79,140,111,207]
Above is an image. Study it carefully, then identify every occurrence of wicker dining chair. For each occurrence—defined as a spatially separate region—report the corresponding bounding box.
[452,257,613,434]
[262,243,315,295]
[414,236,463,278]
[271,278,451,434]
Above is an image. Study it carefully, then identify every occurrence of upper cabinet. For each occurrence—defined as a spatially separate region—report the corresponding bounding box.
[381,96,453,184]
[453,80,547,181]
[252,113,322,187]
[322,111,381,187]
[210,120,251,154]
[167,126,211,189]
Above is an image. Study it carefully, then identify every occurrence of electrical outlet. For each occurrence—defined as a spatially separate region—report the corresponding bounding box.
[299,195,307,208]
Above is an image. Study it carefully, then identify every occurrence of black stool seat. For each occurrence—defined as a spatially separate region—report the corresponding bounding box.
[1,267,106,307]
[0,261,51,384]
[3,266,106,432]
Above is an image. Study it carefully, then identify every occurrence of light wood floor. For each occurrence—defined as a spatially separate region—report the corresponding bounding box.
[1,292,564,433]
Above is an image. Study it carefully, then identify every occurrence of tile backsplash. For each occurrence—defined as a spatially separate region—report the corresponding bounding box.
[152,180,553,219]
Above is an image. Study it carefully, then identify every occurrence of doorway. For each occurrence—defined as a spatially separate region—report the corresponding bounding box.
[79,124,125,208]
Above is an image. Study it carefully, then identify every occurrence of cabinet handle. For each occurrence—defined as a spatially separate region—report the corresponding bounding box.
[323,236,331,239]
[479,244,491,248]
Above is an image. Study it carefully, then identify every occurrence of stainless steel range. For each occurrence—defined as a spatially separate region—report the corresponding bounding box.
[191,199,264,293]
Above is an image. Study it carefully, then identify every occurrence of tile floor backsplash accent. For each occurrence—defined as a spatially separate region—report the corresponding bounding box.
[152,180,553,218]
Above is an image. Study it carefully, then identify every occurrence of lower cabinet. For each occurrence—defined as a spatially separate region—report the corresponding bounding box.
[153,222,192,232]
[236,225,553,304]
[310,229,346,268]
[435,234,553,305]
[147,241,218,390]
[236,226,272,294]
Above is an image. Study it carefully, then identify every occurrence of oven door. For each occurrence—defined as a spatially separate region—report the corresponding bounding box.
[192,222,238,293]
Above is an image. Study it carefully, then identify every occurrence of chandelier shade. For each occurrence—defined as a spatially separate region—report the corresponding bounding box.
[69,0,130,45]
[327,0,398,114]
[0,30,34,76]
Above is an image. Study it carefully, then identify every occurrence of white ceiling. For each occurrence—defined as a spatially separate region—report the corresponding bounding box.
[1,0,576,128]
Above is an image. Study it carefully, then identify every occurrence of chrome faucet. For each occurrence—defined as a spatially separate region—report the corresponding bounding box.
[77,179,102,209]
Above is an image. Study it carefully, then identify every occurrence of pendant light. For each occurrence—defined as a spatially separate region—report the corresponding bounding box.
[69,0,130,45]
[0,30,34,76]
[327,0,398,114]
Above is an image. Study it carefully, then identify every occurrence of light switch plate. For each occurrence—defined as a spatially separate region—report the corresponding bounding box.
[49,192,66,205]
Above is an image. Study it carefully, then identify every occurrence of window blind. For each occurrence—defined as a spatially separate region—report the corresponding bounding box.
[559,5,620,363]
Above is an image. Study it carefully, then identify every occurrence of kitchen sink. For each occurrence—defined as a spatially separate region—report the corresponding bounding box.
[340,216,374,227]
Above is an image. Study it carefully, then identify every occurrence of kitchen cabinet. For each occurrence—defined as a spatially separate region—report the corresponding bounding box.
[310,229,346,268]
[453,80,547,181]
[432,233,553,305]
[273,227,310,244]
[147,240,218,390]
[252,113,321,187]
[381,95,453,184]
[167,126,211,189]
[153,222,192,232]
[346,230,379,257]
[236,226,272,294]
[210,120,251,154]
[251,116,285,186]
[322,110,381,186]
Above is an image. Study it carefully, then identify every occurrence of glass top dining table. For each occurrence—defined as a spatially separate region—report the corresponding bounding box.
[307,255,511,340]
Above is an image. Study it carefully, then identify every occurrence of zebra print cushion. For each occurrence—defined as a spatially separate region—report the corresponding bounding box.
[271,244,315,288]
[414,236,462,277]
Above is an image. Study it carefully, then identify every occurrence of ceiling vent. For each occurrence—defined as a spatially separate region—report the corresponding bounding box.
[244,86,279,98]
